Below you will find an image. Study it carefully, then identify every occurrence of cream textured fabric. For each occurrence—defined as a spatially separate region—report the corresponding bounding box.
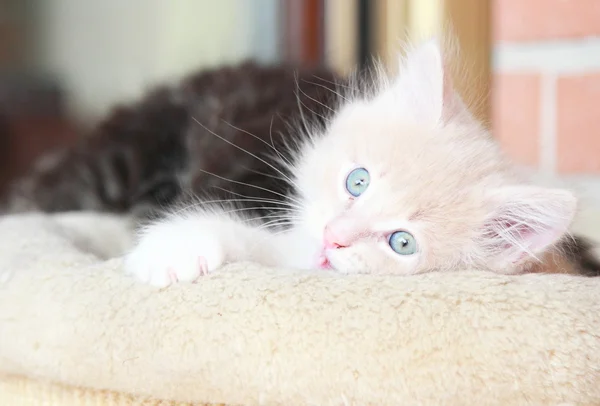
[0,212,600,405]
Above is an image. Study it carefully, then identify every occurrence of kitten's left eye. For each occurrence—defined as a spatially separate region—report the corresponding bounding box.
[389,231,417,255]
[346,167,370,197]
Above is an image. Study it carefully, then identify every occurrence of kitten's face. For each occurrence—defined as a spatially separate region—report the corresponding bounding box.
[293,41,576,275]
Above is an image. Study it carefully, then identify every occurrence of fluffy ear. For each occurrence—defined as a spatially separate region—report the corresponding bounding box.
[479,186,577,267]
[386,39,468,124]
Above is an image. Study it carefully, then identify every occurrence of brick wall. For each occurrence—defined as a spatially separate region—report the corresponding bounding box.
[492,0,600,175]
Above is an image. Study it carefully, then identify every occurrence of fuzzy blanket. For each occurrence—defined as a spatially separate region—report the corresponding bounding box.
[0,212,600,405]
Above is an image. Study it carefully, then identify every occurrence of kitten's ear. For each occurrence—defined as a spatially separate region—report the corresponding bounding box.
[388,39,466,124]
[479,186,577,267]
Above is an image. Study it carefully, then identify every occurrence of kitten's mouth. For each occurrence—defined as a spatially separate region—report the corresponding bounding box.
[318,253,333,270]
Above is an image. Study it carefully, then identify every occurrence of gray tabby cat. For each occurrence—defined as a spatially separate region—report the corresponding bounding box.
[2,62,338,221]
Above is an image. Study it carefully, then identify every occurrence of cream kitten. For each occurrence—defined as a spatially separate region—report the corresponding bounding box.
[124,40,577,287]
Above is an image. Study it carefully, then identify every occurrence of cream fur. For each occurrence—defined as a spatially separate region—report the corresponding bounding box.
[1,212,600,405]
[125,39,577,286]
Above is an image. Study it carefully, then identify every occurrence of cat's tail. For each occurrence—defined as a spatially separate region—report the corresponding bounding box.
[559,235,600,277]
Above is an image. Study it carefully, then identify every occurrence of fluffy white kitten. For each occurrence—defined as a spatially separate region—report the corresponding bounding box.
[124,40,576,287]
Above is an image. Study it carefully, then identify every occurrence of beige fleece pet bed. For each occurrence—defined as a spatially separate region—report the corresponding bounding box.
[0,212,600,405]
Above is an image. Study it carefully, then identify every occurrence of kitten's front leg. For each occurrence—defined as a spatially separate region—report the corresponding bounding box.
[124,211,277,287]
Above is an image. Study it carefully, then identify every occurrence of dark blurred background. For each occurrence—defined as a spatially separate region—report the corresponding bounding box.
[1,0,599,202]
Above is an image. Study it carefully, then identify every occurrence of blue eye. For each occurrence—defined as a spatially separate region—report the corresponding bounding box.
[345,167,370,197]
[389,231,417,255]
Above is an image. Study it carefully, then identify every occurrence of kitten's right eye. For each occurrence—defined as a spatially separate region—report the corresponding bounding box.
[345,167,370,197]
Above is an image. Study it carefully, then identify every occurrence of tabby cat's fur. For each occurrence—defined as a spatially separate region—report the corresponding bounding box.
[2,63,338,219]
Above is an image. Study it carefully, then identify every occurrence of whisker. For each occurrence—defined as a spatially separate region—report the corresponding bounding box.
[294,89,330,123]
[211,186,302,210]
[192,117,298,189]
[267,115,293,167]
[296,84,336,113]
[244,214,300,225]
[222,206,295,216]
[243,166,294,184]
[293,72,317,136]
[257,219,295,230]
[267,225,296,236]
[274,111,307,153]
[194,167,303,205]
[220,119,293,168]
[172,198,300,216]
[301,78,349,102]
[312,74,357,92]
[263,217,297,226]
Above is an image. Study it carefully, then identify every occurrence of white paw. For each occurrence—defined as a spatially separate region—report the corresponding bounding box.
[123,219,226,287]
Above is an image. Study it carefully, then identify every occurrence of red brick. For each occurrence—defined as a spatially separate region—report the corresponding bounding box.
[493,0,600,42]
[492,73,541,166]
[556,73,600,173]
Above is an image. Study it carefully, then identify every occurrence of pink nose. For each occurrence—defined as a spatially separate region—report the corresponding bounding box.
[323,224,348,249]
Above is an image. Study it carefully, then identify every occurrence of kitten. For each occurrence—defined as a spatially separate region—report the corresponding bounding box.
[124,39,596,287]
[1,63,339,219]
